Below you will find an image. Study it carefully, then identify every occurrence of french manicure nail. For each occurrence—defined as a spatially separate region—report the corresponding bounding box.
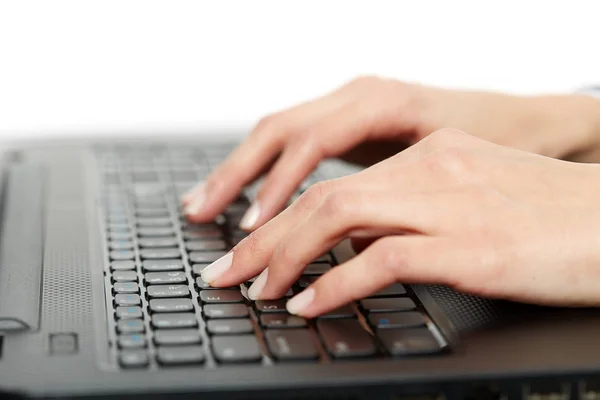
[239,201,261,230]
[201,252,233,284]
[247,268,268,300]
[181,182,205,204]
[184,189,206,215]
[286,288,315,315]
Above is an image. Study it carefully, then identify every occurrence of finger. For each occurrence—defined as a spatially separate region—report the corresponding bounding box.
[255,189,450,300]
[286,235,460,317]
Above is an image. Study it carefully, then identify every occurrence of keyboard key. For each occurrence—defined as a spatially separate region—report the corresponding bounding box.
[140,248,181,260]
[206,319,254,335]
[113,282,139,294]
[114,293,141,306]
[265,329,319,361]
[109,240,134,250]
[154,329,201,345]
[109,232,132,241]
[199,290,244,304]
[118,334,147,349]
[147,284,190,298]
[185,239,227,251]
[303,263,332,275]
[360,298,416,312]
[111,260,136,271]
[117,319,145,333]
[203,304,248,319]
[119,349,149,368]
[378,328,442,356]
[138,227,175,237]
[149,298,194,313]
[136,217,172,227]
[116,306,143,319]
[142,259,183,272]
[145,271,187,284]
[108,223,130,233]
[368,312,426,329]
[135,209,169,218]
[110,250,135,260]
[192,264,208,276]
[317,319,376,358]
[313,254,332,263]
[182,230,223,240]
[138,237,178,248]
[212,335,262,363]
[296,276,318,289]
[157,346,205,365]
[318,305,355,319]
[260,314,307,329]
[113,271,138,282]
[195,276,238,291]
[189,251,227,263]
[152,313,198,329]
[255,300,287,313]
[370,284,407,297]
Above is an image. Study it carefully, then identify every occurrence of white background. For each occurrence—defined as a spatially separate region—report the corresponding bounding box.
[0,1,599,142]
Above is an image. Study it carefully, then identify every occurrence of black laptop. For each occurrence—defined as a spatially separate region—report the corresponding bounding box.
[0,135,599,399]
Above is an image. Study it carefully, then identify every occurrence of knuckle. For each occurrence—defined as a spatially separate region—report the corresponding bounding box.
[370,238,409,280]
[427,128,468,145]
[422,146,473,181]
[319,190,360,220]
[296,181,333,210]
[271,240,298,268]
[254,114,278,133]
[348,75,383,88]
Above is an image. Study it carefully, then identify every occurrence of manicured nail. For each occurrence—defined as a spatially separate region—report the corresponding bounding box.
[201,252,233,284]
[247,268,268,300]
[286,288,315,315]
[184,188,206,215]
[181,182,205,204]
[239,201,261,230]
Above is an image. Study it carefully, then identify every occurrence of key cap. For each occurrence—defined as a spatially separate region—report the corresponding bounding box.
[117,319,145,333]
[318,305,355,319]
[260,314,307,329]
[368,312,426,329]
[313,254,332,263]
[140,248,181,260]
[114,293,141,306]
[145,271,187,284]
[154,329,202,345]
[203,304,248,319]
[109,240,134,250]
[147,284,190,298]
[118,334,146,349]
[185,239,227,252]
[142,259,183,272]
[189,251,227,263]
[182,222,221,231]
[108,223,130,233]
[119,349,149,368]
[360,298,416,312]
[212,335,262,363]
[378,328,442,356]
[317,319,376,358]
[111,260,136,271]
[152,313,198,329]
[255,300,287,313]
[192,264,208,276]
[157,346,205,365]
[149,298,194,313]
[296,276,318,289]
[138,237,178,248]
[113,282,139,294]
[199,290,244,304]
[206,319,254,335]
[370,284,407,297]
[112,271,138,282]
[182,230,223,240]
[110,250,135,260]
[138,227,175,237]
[195,276,238,291]
[116,306,143,319]
[135,209,169,218]
[109,232,132,241]
[136,217,172,227]
[265,329,319,361]
[303,263,331,275]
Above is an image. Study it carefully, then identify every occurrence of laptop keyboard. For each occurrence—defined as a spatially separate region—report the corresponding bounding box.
[95,143,445,369]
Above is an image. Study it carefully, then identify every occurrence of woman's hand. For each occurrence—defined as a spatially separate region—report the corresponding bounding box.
[182,76,600,231]
[201,129,600,317]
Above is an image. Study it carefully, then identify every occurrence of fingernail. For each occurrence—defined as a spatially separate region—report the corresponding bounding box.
[201,252,233,284]
[247,268,268,300]
[239,201,261,230]
[181,182,205,204]
[286,288,315,315]
[184,187,207,215]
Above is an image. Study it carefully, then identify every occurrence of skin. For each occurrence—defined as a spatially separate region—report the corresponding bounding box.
[182,76,600,316]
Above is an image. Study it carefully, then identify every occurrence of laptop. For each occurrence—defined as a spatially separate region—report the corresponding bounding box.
[0,134,599,400]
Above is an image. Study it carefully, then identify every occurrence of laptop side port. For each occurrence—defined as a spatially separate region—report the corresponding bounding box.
[522,382,571,400]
